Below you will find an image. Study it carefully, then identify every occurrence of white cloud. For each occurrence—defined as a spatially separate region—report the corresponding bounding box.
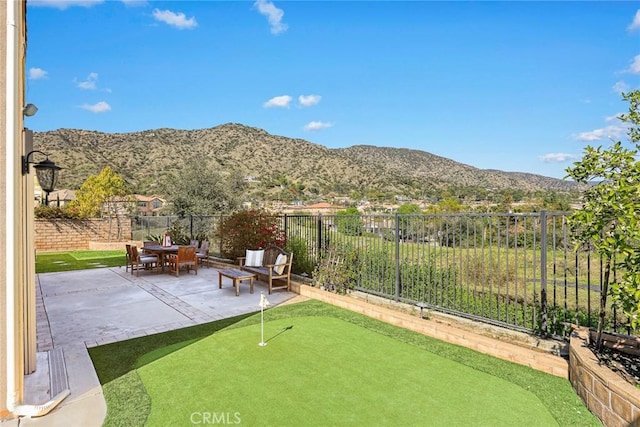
[153,9,198,30]
[263,95,292,108]
[120,0,147,6]
[28,68,48,80]
[28,0,103,9]
[573,125,627,142]
[628,10,640,32]
[626,54,640,75]
[298,95,321,107]
[254,0,288,34]
[80,101,111,113]
[304,121,333,132]
[605,114,623,123]
[76,72,99,90]
[612,81,630,94]
[538,153,578,163]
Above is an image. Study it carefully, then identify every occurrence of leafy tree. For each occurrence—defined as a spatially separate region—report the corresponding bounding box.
[542,191,571,211]
[167,160,240,216]
[336,207,363,236]
[397,203,423,241]
[71,166,131,218]
[425,197,464,214]
[565,90,640,348]
[70,166,132,240]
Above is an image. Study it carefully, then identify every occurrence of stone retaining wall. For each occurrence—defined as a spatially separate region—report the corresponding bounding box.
[35,219,131,252]
[569,328,640,427]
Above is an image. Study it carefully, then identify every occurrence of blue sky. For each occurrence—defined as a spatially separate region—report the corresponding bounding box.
[25,1,640,179]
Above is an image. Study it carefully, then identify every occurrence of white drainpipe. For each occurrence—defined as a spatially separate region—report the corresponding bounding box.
[5,0,69,417]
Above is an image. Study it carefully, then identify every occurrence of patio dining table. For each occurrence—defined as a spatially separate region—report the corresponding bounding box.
[142,244,180,272]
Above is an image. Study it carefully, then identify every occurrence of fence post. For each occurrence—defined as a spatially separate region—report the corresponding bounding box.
[317,214,323,253]
[284,214,288,241]
[219,213,224,255]
[540,210,548,336]
[395,212,400,301]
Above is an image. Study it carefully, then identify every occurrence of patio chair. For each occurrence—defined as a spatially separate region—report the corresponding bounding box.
[125,244,133,273]
[196,240,210,268]
[189,239,199,248]
[130,245,159,276]
[167,245,198,277]
[141,240,158,254]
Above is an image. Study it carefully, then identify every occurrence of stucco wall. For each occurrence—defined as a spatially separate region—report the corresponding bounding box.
[35,219,132,252]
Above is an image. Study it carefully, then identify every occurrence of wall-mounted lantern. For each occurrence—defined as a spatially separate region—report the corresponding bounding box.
[22,150,61,204]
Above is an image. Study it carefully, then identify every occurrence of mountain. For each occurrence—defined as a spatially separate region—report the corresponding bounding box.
[32,123,582,200]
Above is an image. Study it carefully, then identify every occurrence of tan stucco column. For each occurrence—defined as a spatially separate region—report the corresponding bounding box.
[0,2,8,415]
[1,0,29,419]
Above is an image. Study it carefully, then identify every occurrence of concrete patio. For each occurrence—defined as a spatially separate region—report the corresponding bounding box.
[10,265,298,426]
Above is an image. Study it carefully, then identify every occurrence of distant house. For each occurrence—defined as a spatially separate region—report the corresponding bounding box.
[284,202,340,215]
[135,195,166,216]
[46,189,76,207]
[332,196,352,206]
[100,194,165,217]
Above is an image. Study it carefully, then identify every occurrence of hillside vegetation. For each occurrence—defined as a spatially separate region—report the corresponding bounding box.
[33,123,582,200]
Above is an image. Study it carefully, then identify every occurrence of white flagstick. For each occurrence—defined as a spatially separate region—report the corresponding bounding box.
[259,292,270,346]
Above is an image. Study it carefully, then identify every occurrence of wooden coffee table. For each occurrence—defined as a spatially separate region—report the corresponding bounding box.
[218,269,255,296]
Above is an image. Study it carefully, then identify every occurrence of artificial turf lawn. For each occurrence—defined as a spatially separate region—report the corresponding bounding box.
[140,317,556,426]
[89,300,599,426]
[36,250,125,273]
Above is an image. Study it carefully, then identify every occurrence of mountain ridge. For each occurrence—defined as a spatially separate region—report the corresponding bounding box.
[32,123,582,200]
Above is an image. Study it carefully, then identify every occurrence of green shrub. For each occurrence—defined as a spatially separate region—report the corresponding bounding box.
[167,221,191,245]
[335,207,363,236]
[34,205,83,219]
[286,236,316,275]
[218,210,286,260]
[312,244,358,293]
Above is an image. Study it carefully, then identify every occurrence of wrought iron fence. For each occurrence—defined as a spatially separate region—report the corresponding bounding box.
[131,211,631,337]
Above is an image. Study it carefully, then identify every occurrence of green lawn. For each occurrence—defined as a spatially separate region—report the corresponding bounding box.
[89,300,598,426]
[35,250,125,273]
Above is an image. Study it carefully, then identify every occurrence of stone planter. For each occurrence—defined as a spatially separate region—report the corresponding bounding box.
[569,328,640,427]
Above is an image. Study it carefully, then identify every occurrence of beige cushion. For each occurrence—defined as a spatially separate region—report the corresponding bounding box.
[274,253,287,275]
[245,249,264,267]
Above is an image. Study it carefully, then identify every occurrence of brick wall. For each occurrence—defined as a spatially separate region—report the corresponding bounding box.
[35,218,131,253]
[569,328,640,427]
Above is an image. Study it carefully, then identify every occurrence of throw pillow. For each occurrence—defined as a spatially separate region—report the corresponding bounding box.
[245,249,264,267]
[273,254,287,275]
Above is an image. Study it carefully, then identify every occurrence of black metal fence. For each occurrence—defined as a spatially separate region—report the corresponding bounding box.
[131,211,630,337]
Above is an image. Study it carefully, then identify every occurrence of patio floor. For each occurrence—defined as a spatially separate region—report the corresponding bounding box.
[15,265,298,426]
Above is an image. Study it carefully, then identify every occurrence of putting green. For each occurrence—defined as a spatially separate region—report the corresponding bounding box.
[137,316,557,426]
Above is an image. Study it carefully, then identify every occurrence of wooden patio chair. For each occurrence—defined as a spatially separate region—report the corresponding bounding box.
[196,240,210,268]
[167,245,198,277]
[125,244,133,273]
[130,245,159,276]
[141,240,158,255]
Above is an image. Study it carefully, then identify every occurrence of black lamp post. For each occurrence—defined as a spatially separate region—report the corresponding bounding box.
[22,150,62,205]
